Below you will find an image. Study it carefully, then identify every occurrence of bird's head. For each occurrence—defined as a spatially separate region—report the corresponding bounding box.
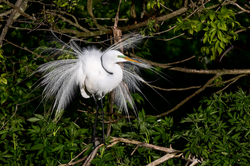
[102,50,140,64]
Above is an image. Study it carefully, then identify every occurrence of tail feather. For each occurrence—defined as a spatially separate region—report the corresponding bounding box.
[37,59,82,116]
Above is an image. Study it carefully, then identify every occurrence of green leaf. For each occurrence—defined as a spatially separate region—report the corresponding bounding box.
[222,38,228,43]
[220,42,225,49]
[209,27,217,34]
[210,31,217,43]
[0,92,8,105]
[0,77,7,84]
[177,17,183,23]
[27,117,40,122]
[26,81,32,89]
[34,114,45,120]
[43,150,47,159]
[245,129,250,138]
[0,130,8,135]
[218,21,227,31]
[30,144,44,150]
[200,15,206,22]
[217,47,223,55]
[221,5,227,12]
[211,22,216,28]
[188,29,193,35]
[232,133,241,139]
[146,116,157,122]
[203,35,208,44]
[157,1,160,8]
[205,47,210,55]
[215,40,220,50]
[147,2,151,10]
[217,30,223,41]
[203,26,209,31]
[103,153,114,161]
[209,11,215,21]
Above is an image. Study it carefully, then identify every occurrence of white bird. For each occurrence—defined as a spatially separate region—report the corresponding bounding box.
[36,33,156,143]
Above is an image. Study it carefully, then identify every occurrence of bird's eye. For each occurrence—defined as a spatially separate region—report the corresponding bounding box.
[118,55,126,58]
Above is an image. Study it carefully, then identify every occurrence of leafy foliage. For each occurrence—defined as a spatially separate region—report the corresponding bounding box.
[1,0,250,165]
[0,113,91,165]
[2,89,250,165]
[181,89,250,165]
[174,6,243,60]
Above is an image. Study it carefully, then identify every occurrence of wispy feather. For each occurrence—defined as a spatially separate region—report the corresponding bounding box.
[35,33,162,118]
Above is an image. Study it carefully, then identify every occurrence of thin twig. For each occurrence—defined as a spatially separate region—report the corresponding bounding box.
[215,74,245,94]
[160,3,173,12]
[45,11,90,32]
[144,74,246,91]
[0,0,23,46]
[157,33,185,41]
[227,1,250,13]
[1,0,36,21]
[3,39,44,59]
[0,9,12,17]
[155,74,221,117]
[82,140,102,166]
[66,148,90,165]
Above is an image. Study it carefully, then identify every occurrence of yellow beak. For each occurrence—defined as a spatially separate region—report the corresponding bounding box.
[124,56,140,63]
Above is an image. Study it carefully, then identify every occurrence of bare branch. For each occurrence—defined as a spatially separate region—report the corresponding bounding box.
[45,11,90,32]
[82,140,102,166]
[227,1,250,13]
[49,10,79,25]
[110,137,181,153]
[1,0,36,21]
[120,7,188,32]
[160,3,173,12]
[66,148,89,166]
[3,39,45,59]
[0,9,12,17]
[157,33,185,41]
[87,0,109,31]
[215,74,246,94]
[184,0,189,7]
[109,137,202,165]
[146,74,246,92]
[169,67,250,75]
[235,26,250,33]
[155,74,221,117]
[206,0,237,10]
[0,0,23,46]
[146,153,178,166]
[130,53,195,68]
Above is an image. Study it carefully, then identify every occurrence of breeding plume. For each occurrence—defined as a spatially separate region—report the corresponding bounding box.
[37,33,155,142]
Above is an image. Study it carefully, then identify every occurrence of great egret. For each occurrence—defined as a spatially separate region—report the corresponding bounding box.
[36,33,156,144]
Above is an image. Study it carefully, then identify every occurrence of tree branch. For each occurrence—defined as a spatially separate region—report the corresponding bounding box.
[3,39,45,59]
[0,9,12,17]
[0,0,23,46]
[45,11,90,32]
[82,140,102,166]
[146,153,178,166]
[227,1,250,13]
[1,0,36,21]
[155,74,221,117]
[145,74,246,92]
[109,137,202,165]
[120,7,188,32]
[168,67,250,75]
[87,0,109,31]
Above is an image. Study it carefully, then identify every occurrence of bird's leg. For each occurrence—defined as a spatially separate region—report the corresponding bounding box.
[92,95,99,144]
[100,97,106,147]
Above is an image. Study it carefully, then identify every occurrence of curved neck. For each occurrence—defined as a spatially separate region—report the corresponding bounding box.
[100,55,113,75]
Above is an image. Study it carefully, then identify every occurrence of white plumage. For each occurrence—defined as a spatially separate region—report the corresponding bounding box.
[37,34,154,118]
